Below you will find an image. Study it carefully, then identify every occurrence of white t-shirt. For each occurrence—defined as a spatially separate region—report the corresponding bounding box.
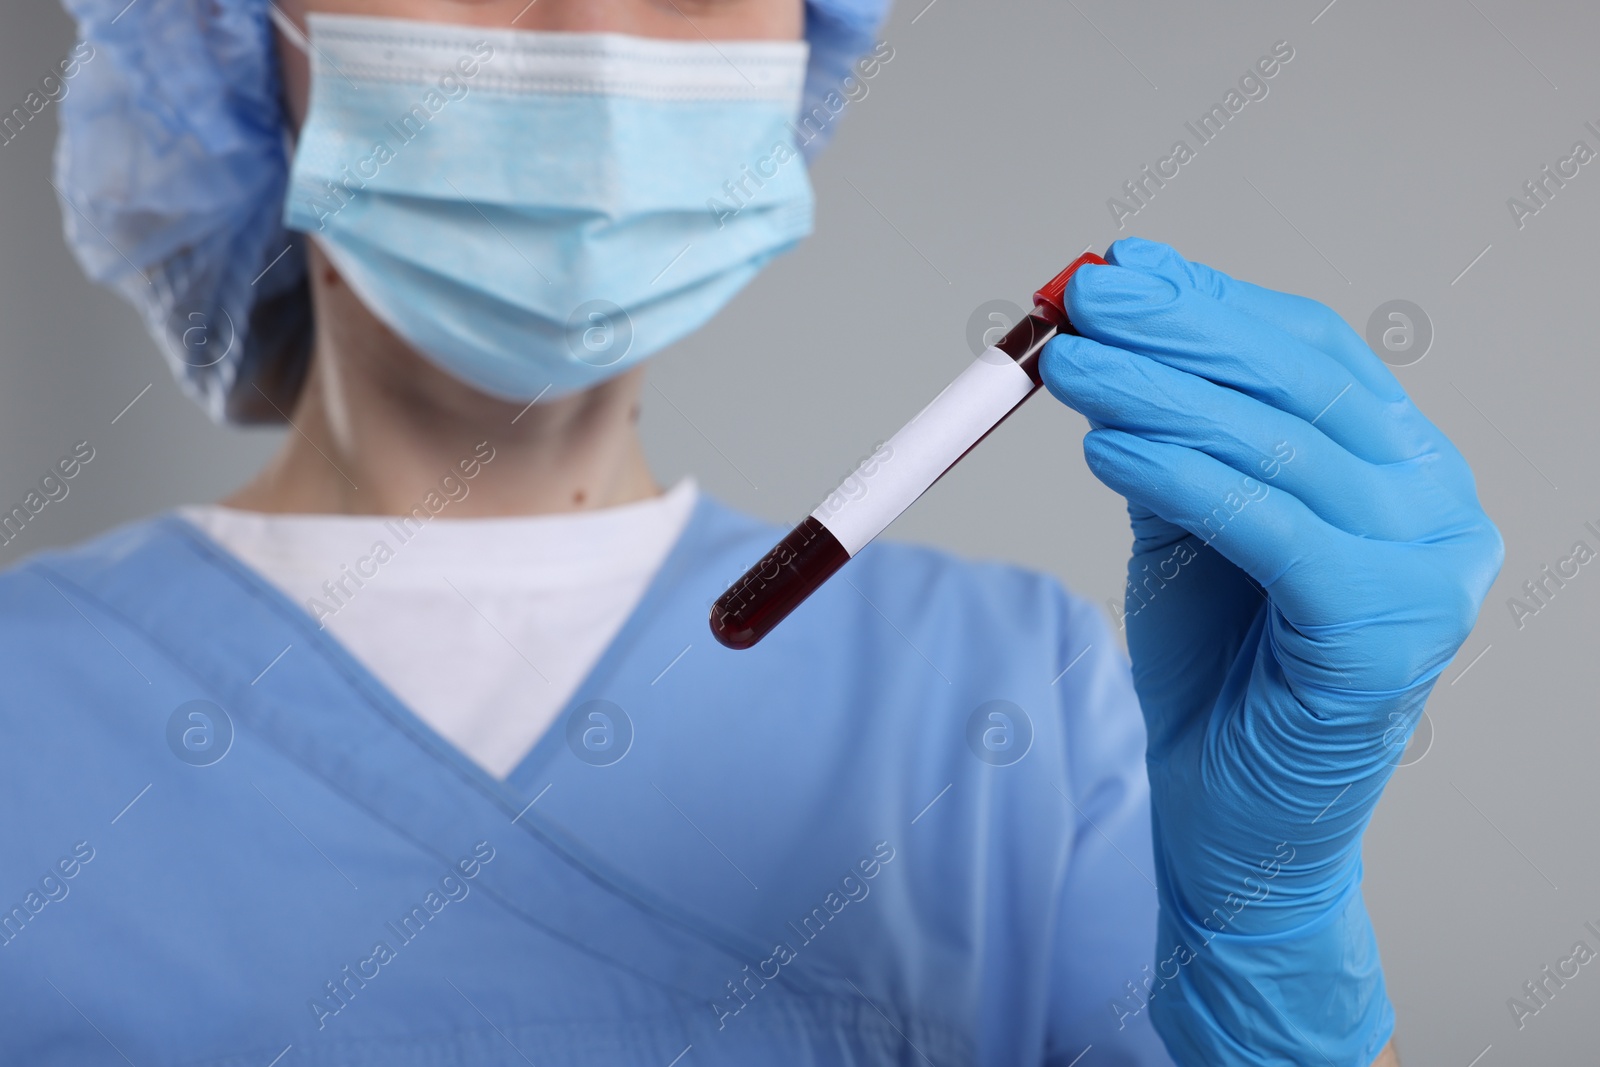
[180,478,698,779]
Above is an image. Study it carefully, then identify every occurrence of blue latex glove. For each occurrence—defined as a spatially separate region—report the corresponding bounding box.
[1040,238,1503,1065]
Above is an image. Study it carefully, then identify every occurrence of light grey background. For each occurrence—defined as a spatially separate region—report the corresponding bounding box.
[4,0,1597,1062]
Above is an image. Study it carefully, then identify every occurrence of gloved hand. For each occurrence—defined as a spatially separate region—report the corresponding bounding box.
[1040,237,1502,1065]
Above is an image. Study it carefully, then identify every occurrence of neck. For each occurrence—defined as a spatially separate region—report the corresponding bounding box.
[224,260,659,517]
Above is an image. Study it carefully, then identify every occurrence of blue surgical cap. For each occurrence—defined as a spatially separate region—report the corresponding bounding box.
[53,0,893,424]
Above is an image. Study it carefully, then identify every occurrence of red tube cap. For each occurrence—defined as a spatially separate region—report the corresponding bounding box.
[1033,251,1107,320]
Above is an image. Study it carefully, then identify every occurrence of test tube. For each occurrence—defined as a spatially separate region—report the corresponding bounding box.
[709,250,1106,650]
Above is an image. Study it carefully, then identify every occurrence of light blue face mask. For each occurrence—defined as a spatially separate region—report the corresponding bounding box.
[274,12,814,402]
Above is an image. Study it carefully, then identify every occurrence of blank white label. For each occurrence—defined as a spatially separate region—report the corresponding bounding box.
[811,348,1035,557]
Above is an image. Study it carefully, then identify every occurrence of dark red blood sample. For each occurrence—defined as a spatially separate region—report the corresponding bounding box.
[709,517,848,650]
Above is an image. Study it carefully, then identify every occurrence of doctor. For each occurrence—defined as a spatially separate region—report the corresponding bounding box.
[5,0,1497,1063]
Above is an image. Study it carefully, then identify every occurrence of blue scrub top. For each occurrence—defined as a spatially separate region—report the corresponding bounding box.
[0,493,1173,1066]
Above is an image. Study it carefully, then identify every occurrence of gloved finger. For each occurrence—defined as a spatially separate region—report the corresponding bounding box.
[1082,243,1483,514]
[1043,333,1453,542]
[1064,264,1431,467]
[1079,411,1198,557]
[1079,428,1355,630]
[1104,236,1405,404]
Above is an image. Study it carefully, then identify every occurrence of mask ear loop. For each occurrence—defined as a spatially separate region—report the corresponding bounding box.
[267,3,309,159]
[267,3,312,56]
[266,4,319,284]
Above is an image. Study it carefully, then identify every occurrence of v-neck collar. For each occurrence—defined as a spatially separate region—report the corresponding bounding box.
[167,489,727,804]
[164,489,720,799]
